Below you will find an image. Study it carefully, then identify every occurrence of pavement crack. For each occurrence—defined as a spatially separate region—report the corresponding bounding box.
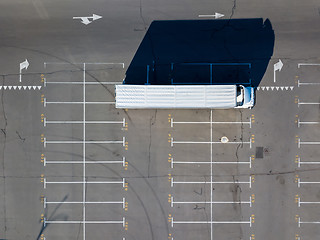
[139,0,148,30]
[0,77,8,238]
[16,130,26,142]
[147,110,157,178]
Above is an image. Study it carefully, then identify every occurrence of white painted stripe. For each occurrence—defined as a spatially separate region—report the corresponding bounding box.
[45,120,124,124]
[46,81,122,85]
[45,160,123,164]
[298,63,320,68]
[45,101,115,104]
[45,140,123,144]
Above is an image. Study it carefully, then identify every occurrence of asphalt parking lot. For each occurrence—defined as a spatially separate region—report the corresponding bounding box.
[0,1,320,240]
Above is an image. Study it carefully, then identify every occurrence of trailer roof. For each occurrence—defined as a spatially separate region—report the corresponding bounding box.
[115,85,237,109]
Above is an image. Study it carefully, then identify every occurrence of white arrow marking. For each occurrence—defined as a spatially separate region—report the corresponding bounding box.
[19,59,29,82]
[273,59,283,83]
[73,14,102,25]
[198,12,224,19]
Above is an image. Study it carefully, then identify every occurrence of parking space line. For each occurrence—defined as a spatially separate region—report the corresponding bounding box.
[44,197,126,208]
[43,178,126,189]
[170,196,252,207]
[43,157,126,166]
[170,217,252,227]
[170,157,252,168]
[43,118,126,127]
[297,157,320,167]
[297,197,320,207]
[44,138,125,148]
[171,138,252,148]
[298,217,320,228]
[297,99,320,107]
[45,81,122,86]
[297,79,320,87]
[171,117,252,128]
[44,62,125,68]
[297,138,320,148]
[297,178,320,188]
[210,110,213,240]
[297,119,320,128]
[44,218,126,227]
[171,176,252,188]
[298,63,320,68]
[44,100,115,106]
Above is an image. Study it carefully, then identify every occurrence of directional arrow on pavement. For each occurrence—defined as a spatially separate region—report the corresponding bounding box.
[73,14,102,25]
[19,59,29,82]
[198,12,224,19]
[273,59,283,82]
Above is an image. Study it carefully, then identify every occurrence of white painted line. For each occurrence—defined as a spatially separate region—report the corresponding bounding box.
[44,200,125,208]
[298,80,320,87]
[45,140,124,144]
[44,180,126,185]
[44,62,124,68]
[171,178,251,188]
[298,140,320,148]
[210,109,213,240]
[298,63,320,68]
[45,101,115,105]
[171,197,252,207]
[298,218,320,226]
[170,157,251,168]
[44,120,124,125]
[298,197,320,207]
[171,120,251,128]
[298,100,320,107]
[298,119,320,128]
[298,179,320,187]
[44,220,124,224]
[171,139,252,148]
[46,81,122,85]
[171,219,251,225]
[44,160,124,165]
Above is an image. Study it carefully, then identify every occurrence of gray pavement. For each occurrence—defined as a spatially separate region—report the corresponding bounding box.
[0,0,320,240]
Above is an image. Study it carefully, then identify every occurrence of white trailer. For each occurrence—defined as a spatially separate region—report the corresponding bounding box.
[115,84,254,109]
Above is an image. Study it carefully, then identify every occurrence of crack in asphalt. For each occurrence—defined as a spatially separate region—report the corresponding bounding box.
[0,77,7,238]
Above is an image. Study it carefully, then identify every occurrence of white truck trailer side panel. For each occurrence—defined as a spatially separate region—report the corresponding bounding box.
[115,85,237,109]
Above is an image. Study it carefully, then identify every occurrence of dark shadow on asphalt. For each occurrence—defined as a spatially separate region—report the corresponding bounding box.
[125,18,274,88]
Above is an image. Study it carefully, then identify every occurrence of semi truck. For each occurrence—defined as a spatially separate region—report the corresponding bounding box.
[115,84,254,109]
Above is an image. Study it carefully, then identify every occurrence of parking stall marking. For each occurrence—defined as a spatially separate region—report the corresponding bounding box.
[44,197,126,209]
[43,117,126,127]
[170,195,253,207]
[171,176,252,188]
[169,112,254,240]
[169,156,252,168]
[42,62,127,240]
[170,115,252,128]
[170,216,253,227]
[43,177,126,189]
[297,138,320,148]
[171,137,252,148]
[42,156,126,166]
